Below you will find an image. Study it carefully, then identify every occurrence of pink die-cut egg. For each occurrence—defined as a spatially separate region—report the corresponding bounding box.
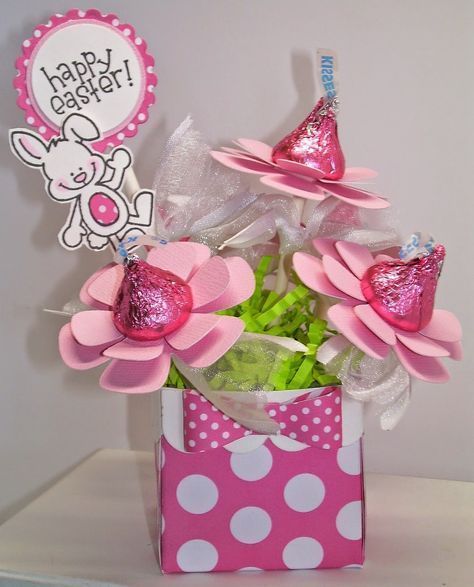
[89,193,119,226]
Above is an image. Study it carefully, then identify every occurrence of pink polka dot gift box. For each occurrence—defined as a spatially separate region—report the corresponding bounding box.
[157,386,365,572]
[9,14,462,576]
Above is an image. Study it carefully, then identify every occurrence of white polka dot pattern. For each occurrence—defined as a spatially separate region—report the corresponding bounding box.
[230,445,273,481]
[337,443,362,476]
[176,475,218,514]
[336,501,363,541]
[159,426,365,572]
[176,539,218,572]
[284,474,325,512]
[230,507,272,543]
[282,537,324,569]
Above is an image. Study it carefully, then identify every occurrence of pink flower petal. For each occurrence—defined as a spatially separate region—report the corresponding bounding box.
[319,181,390,209]
[147,241,199,281]
[312,238,342,261]
[234,139,274,164]
[374,254,395,263]
[335,241,375,279]
[341,167,378,182]
[100,352,171,393]
[87,265,124,307]
[293,252,354,301]
[188,242,212,275]
[174,316,244,368]
[166,313,221,350]
[221,146,249,156]
[275,159,326,179]
[435,340,463,360]
[210,151,273,175]
[80,263,115,309]
[196,256,255,312]
[260,173,326,200]
[419,309,462,343]
[148,241,211,280]
[188,255,230,310]
[322,255,365,301]
[395,332,450,357]
[103,339,165,361]
[327,304,390,360]
[225,147,270,163]
[394,343,449,383]
[354,304,397,345]
[58,324,110,370]
[71,310,123,347]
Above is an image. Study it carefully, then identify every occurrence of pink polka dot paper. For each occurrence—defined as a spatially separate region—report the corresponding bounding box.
[183,387,343,451]
[158,396,365,573]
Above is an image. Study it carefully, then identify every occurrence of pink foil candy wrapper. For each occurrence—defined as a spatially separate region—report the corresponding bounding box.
[360,245,445,332]
[272,97,345,180]
[112,257,193,342]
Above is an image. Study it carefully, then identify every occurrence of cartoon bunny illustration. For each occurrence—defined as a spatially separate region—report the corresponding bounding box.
[9,113,154,251]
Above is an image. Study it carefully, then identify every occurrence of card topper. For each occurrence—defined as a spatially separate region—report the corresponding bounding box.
[10,113,154,251]
[14,8,157,151]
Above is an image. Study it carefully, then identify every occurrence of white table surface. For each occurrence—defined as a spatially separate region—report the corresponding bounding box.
[0,449,472,587]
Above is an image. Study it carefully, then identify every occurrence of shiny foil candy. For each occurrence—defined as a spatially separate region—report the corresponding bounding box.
[112,258,193,342]
[271,97,345,180]
[360,245,445,332]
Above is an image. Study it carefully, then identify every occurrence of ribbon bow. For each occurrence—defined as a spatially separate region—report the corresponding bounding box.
[183,387,342,452]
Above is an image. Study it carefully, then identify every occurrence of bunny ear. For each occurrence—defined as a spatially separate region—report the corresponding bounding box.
[9,129,48,167]
[62,113,100,143]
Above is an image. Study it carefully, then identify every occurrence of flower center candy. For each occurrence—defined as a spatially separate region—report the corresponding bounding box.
[360,245,445,332]
[271,97,345,180]
[112,258,193,342]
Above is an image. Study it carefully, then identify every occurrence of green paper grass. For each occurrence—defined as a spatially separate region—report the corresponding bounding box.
[164,255,340,390]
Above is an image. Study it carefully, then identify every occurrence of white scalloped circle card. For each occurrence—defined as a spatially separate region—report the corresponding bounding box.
[14,8,157,151]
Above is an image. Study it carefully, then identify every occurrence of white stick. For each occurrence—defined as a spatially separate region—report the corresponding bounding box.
[123,166,141,197]
[274,198,305,295]
[274,254,288,295]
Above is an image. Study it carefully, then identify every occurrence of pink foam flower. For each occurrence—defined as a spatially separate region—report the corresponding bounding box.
[211,139,389,210]
[59,242,255,393]
[293,239,462,383]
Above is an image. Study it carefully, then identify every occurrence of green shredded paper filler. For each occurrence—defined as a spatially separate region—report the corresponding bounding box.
[165,256,340,391]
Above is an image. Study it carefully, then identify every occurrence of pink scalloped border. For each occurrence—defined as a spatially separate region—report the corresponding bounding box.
[13,8,158,151]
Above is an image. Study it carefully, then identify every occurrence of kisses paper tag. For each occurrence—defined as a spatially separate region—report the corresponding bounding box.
[316,48,339,100]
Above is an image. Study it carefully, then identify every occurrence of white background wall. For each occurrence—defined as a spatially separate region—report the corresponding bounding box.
[1,0,473,521]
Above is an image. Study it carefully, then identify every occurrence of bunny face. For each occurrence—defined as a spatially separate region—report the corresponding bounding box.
[10,113,107,203]
[44,140,106,201]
